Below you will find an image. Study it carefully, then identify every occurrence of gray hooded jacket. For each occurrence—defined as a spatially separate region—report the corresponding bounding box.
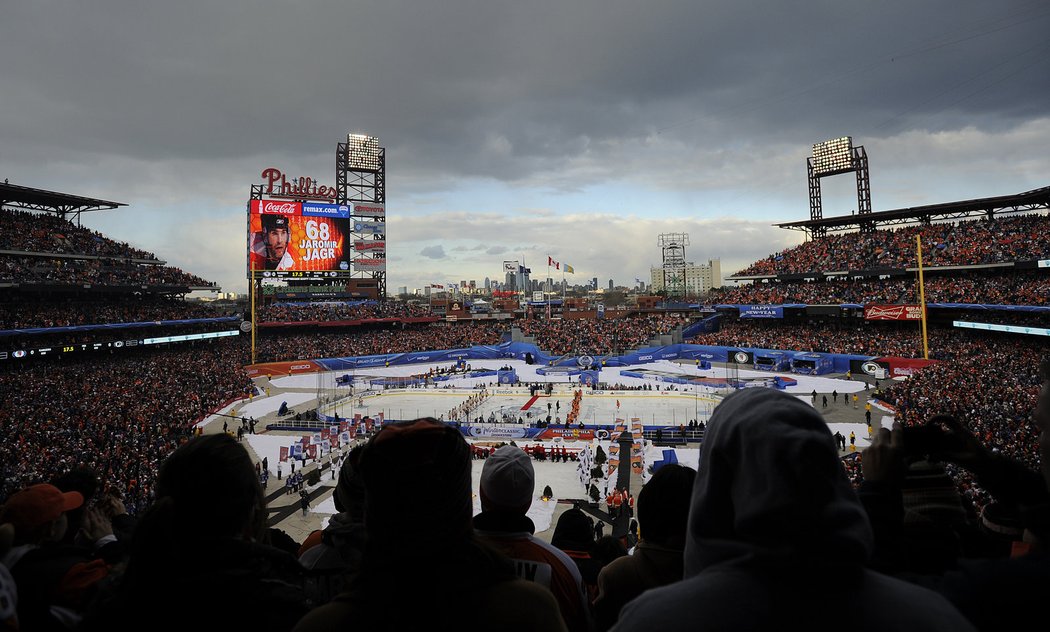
[613,387,975,632]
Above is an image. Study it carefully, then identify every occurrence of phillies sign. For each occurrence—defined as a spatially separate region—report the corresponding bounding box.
[260,167,337,201]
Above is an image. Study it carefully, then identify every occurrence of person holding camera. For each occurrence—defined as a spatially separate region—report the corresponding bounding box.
[858,359,1050,631]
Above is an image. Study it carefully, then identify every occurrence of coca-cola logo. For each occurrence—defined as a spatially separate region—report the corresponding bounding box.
[262,201,297,214]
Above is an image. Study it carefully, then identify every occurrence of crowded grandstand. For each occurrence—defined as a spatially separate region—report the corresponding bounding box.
[1,178,1047,631]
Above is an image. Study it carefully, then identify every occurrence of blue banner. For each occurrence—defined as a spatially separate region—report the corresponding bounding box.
[739,305,784,319]
[302,202,352,218]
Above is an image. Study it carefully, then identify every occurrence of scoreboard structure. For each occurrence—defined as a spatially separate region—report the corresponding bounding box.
[247,133,387,298]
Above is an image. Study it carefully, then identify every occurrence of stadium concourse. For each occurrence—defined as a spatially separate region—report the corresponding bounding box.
[197,357,880,545]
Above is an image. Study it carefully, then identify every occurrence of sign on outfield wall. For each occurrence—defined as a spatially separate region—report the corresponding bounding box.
[353,240,385,251]
[352,202,385,217]
[353,258,386,271]
[864,304,922,321]
[738,305,783,319]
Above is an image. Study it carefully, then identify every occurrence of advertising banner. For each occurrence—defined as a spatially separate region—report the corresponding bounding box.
[352,202,385,217]
[251,200,302,215]
[302,202,351,218]
[739,305,784,319]
[354,258,387,271]
[876,356,936,378]
[353,220,385,235]
[249,203,351,273]
[865,304,922,321]
[354,240,385,251]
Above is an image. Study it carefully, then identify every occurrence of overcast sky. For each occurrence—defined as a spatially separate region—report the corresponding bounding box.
[2,1,1048,294]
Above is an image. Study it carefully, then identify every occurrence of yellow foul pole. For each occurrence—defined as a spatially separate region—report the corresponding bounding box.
[250,261,257,365]
[916,235,929,360]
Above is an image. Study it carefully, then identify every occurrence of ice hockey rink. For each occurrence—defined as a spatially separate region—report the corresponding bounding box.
[219,357,887,535]
[263,357,870,428]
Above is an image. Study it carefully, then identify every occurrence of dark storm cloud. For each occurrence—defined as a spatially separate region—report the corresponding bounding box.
[2,0,1047,183]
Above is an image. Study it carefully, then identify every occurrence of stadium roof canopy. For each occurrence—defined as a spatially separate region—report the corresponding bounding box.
[777,185,1050,233]
[0,181,125,222]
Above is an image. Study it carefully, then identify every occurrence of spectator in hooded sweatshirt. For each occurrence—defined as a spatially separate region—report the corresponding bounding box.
[297,444,368,608]
[473,445,593,632]
[594,463,695,631]
[613,387,975,632]
[294,419,565,632]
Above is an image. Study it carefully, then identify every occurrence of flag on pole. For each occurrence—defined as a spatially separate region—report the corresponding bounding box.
[616,399,620,409]
[564,264,574,274]
[547,256,559,270]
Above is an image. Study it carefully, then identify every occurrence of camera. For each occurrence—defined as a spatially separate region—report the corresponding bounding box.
[898,415,956,457]
[899,424,941,457]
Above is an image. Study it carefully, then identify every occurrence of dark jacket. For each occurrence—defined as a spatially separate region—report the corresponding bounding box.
[81,537,309,632]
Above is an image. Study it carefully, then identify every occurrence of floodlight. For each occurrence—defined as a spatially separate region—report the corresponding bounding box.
[811,136,854,175]
[346,133,381,171]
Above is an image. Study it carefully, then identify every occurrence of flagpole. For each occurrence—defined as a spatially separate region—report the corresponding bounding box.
[561,266,566,305]
[547,257,552,320]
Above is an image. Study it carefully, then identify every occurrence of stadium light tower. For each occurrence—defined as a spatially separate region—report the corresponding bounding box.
[658,233,689,301]
[337,133,387,299]
[807,136,872,238]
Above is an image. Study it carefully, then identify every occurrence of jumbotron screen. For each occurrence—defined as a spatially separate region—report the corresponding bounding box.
[248,200,353,275]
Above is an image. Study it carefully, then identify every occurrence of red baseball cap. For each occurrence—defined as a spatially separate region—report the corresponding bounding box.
[0,483,84,531]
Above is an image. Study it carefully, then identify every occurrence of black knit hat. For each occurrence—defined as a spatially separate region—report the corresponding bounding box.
[360,418,472,544]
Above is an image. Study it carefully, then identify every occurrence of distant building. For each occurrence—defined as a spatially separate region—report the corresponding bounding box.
[650,259,722,296]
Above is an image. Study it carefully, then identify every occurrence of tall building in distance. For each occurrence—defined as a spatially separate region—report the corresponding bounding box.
[650,259,722,296]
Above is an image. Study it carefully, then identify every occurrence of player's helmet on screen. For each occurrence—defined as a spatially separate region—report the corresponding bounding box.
[262,214,289,232]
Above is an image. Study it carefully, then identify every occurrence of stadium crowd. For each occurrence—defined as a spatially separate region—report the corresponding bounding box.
[257,301,434,323]
[735,213,1050,276]
[0,254,215,287]
[517,314,693,356]
[0,339,253,511]
[711,269,1050,306]
[0,298,232,330]
[255,322,507,362]
[1,208,158,260]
